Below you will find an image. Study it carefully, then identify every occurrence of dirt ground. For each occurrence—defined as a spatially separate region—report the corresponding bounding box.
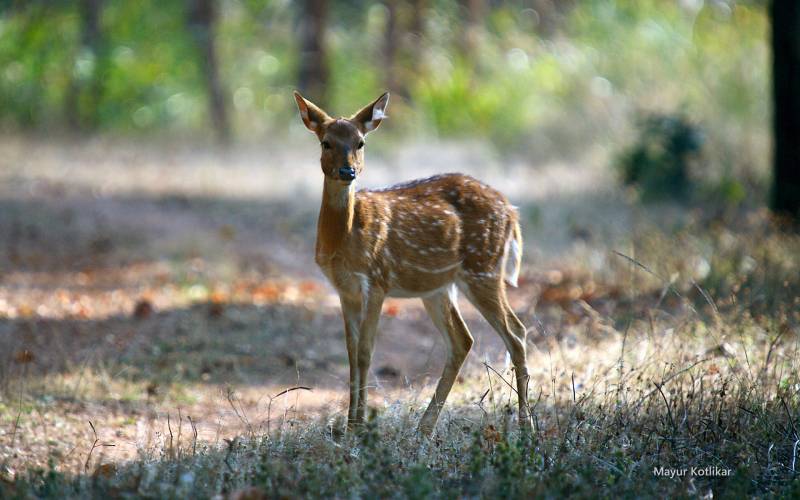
[0,135,644,472]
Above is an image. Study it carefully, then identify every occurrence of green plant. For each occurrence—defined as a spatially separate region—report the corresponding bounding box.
[617,112,705,200]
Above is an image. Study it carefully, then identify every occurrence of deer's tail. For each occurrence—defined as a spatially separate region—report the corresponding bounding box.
[503,217,523,288]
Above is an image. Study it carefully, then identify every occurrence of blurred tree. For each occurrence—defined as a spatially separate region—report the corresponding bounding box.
[384,0,400,93]
[298,0,329,105]
[770,0,800,220]
[383,0,426,98]
[65,0,107,131]
[458,0,484,59]
[531,0,576,38]
[187,0,230,143]
[409,0,425,45]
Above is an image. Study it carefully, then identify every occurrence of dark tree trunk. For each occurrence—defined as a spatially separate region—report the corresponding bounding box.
[771,0,800,220]
[382,0,425,99]
[298,0,329,105]
[188,0,230,144]
[458,0,484,59]
[66,0,106,131]
[409,0,425,40]
[379,0,426,99]
[383,0,400,93]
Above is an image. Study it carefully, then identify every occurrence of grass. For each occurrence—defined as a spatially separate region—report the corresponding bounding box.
[4,212,800,498]
[4,318,800,498]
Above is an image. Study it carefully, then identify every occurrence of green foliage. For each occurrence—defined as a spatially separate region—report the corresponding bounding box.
[617,112,705,200]
[0,0,769,165]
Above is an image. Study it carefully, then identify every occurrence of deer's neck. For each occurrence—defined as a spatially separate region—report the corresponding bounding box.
[316,179,356,264]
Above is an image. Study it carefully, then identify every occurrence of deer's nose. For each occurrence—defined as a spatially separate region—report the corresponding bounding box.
[338,166,356,181]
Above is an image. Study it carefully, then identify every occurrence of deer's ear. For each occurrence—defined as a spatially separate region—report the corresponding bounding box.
[351,92,390,134]
[293,91,330,135]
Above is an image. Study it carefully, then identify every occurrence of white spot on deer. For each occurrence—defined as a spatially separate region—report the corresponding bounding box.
[404,260,462,275]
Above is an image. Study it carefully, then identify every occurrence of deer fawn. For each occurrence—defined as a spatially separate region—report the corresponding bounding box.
[293,91,530,435]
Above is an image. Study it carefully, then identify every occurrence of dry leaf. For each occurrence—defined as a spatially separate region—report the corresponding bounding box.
[13,350,34,364]
[228,487,267,500]
[133,299,154,319]
[219,224,236,241]
[299,280,320,294]
[93,463,117,479]
[208,302,225,318]
[384,302,400,317]
[483,424,502,444]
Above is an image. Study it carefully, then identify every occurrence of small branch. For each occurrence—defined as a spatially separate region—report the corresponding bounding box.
[266,386,313,436]
[763,327,788,378]
[188,415,198,456]
[475,388,491,416]
[780,396,799,441]
[483,362,517,395]
[167,413,174,459]
[571,372,577,404]
[272,386,312,399]
[85,421,115,472]
[653,382,676,435]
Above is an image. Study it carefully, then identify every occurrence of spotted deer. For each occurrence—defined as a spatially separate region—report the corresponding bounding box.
[293,91,530,435]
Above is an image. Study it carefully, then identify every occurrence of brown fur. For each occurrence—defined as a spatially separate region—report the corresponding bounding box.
[294,91,530,435]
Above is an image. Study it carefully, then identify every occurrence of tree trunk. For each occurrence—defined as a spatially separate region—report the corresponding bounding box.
[771,0,800,220]
[382,0,425,99]
[458,0,484,60]
[298,0,329,105]
[409,0,425,41]
[66,0,106,131]
[383,0,400,94]
[188,0,230,144]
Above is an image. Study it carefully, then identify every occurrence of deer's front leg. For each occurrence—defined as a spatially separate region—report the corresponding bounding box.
[340,295,362,428]
[355,288,385,425]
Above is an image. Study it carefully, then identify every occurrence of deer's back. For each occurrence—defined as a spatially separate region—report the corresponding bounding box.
[345,174,518,296]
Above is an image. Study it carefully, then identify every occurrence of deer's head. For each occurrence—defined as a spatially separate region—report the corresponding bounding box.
[293,92,389,184]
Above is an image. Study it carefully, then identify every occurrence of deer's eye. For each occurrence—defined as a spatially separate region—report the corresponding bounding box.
[321,140,332,150]
[357,140,365,149]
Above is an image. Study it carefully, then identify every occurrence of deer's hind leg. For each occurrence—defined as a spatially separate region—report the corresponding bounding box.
[460,275,531,429]
[418,285,474,435]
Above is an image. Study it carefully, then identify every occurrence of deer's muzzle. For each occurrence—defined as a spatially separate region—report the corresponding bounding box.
[338,166,356,181]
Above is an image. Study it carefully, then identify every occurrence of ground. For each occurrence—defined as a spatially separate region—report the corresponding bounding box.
[0,136,798,497]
